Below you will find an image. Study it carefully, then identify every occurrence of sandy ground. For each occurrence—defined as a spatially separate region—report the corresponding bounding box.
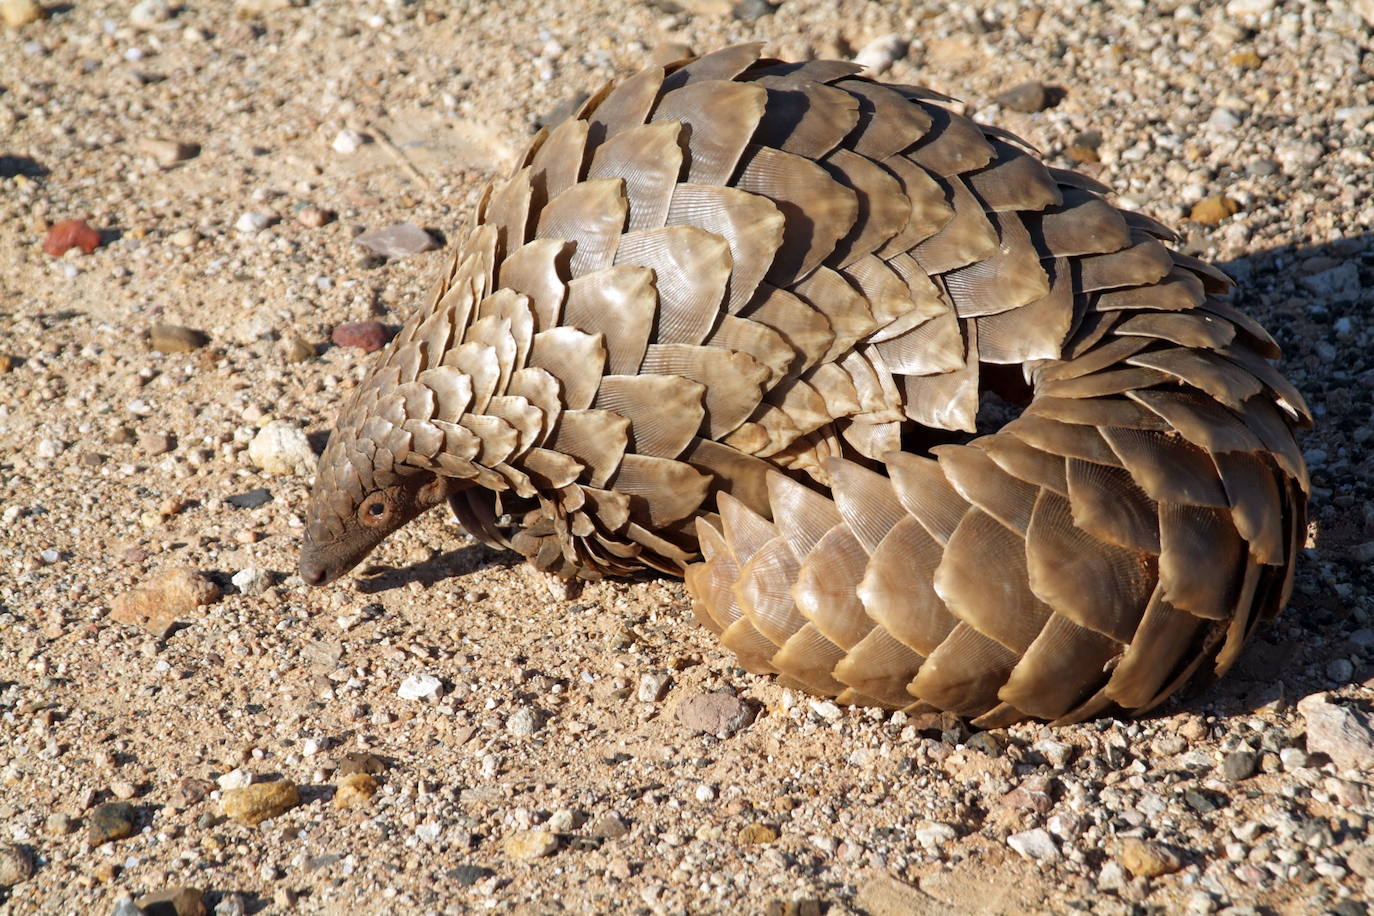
[1,0,1373,913]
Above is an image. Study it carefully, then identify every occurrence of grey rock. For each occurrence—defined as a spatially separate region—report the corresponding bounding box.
[994,80,1051,112]
[1300,262,1359,298]
[1298,694,1374,770]
[506,705,546,737]
[1222,750,1258,781]
[213,894,247,916]
[1327,658,1355,684]
[587,812,629,839]
[676,692,755,736]
[1008,827,1059,860]
[0,843,34,886]
[352,223,439,259]
[731,0,774,21]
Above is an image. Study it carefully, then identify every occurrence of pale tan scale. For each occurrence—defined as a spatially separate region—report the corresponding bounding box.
[303,46,1310,725]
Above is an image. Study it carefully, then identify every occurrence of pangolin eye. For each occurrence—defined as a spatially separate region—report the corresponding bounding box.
[367,501,385,517]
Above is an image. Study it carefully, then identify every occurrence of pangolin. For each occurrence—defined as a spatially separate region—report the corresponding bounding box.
[299,45,1309,725]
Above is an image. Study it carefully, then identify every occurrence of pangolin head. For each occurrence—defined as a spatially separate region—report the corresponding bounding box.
[298,395,463,586]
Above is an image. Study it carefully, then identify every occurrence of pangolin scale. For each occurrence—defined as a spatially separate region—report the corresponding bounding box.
[300,45,1310,726]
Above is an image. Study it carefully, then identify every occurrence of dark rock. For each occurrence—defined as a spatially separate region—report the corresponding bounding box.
[447,865,495,887]
[226,488,271,509]
[87,801,137,845]
[135,886,206,916]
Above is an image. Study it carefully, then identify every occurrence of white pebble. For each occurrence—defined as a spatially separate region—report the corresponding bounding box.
[808,699,843,720]
[637,672,670,703]
[853,33,907,74]
[1008,828,1059,860]
[234,212,272,234]
[302,737,324,756]
[398,673,443,701]
[36,438,65,459]
[332,129,370,154]
[217,768,252,791]
[1207,108,1241,131]
[247,420,315,476]
[694,784,716,803]
[231,567,272,595]
[39,549,59,565]
[129,0,170,29]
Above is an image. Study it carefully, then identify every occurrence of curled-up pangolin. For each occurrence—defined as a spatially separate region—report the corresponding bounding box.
[300,45,1309,725]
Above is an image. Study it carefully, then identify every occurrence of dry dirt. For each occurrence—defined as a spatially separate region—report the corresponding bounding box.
[2,0,1373,914]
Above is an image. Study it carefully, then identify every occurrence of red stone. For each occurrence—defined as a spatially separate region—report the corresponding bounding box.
[43,219,102,256]
[331,321,390,353]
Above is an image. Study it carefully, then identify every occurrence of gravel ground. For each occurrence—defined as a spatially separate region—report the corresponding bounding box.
[2,0,1373,914]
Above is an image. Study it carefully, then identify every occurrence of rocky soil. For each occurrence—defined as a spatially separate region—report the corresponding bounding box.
[1,0,1373,914]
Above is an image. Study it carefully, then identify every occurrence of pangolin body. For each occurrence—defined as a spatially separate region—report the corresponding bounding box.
[300,45,1310,725]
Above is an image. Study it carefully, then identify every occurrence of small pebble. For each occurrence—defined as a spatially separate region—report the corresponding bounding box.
[280,336,316,363]
[993,80,1051,112]
[1119,838,1184,878]
[111,567,222,637]
[234,212,273,234]
[45,813,77,836]
[1222,750,1258,781]
[213,894,247,916]
[676,692,755,736]
[135,137,199,166]
[217,769,252,791]
[129,0,171,29]
[1190,195,1240,225]
[637,672,670,702]
[331,320,390,353]
[149,323,209,353]
[588,813,629,839]
[1068,130,1103,163]
[506,705,546,736]
[352,223,440,259]
[853,33,907,73]
[333,772,378,809]
[0,843,35,886]
[87,801,137,845]
[0,0,43,28]
[168,228,199,248]
[221,779,300,826]
[737,823,778,844]
[447,865,495,887]
[1298,694,1374,770]
[1008,828,1059,861]
[247,420,316,476]
[731,0,774,21]
[43,219,102,256]
[504,829,558,860]
[1207,108,1242,131]
[397,673,443,701]
[296,206,334,228]
[231,567,273,595]
[134,886,206,916]
[1327,658,1355,683]
[336,751,387,776]
[332,130,370,154]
